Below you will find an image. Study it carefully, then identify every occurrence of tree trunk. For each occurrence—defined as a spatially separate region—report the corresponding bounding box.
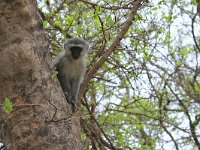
[0,0,81,149]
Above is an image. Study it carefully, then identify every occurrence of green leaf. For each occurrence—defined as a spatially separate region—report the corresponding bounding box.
[54,21,61,26]
[143,53,150,60]
[180,48,190,56]
[2,98,13,113]
[191,0,198,5]
[65,15,74,24]
[165,31,171,39]
[51,70,58,80]
[194,84,200,92]
[43,20,48,27]
[95,5,101,14]
[63,3,67,8]
[77,25,82,34]
[152,7,158,11]
[117,132,124,146]
[57,13,61,19]
[94,15,99,24]
[106,16,112,25]
[176,61,183,66]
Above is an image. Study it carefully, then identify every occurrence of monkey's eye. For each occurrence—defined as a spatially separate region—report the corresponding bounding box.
[70,46,82,60]
[70,46,82,52]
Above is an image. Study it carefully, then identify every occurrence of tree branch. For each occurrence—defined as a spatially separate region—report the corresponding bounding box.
[79,0,143,102]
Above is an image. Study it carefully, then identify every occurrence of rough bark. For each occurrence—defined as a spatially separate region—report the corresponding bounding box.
[0,0,82,149]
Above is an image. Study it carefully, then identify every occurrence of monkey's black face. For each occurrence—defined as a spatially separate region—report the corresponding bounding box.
[70,46,82,60]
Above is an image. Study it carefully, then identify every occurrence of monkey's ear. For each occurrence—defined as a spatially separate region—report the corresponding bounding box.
[85,42,89,51]
[63,42,68,50]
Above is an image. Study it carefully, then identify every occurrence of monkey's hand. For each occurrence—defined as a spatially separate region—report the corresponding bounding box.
[70,96,77,112]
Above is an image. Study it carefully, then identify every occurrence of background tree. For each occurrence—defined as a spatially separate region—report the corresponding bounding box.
[38,0,199,149]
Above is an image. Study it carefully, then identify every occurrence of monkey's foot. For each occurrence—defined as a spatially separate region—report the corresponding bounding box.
[71,103,77,112]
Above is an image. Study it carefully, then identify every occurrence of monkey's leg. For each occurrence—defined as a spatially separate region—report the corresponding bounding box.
[57,75,72,101]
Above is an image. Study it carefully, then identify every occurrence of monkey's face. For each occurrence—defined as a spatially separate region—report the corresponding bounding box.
[64,38,89,60]
[70,46,82,60]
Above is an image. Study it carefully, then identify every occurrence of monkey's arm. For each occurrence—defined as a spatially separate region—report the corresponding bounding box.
[53,50,66,67]
[57,73,71,100]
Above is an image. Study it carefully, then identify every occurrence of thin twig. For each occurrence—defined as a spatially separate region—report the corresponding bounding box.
[79,0,143,101]
[192,13,200,52]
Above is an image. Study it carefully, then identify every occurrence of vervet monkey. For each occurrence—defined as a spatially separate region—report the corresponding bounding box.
[53,38,89,110]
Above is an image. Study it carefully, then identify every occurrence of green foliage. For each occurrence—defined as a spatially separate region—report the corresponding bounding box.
[43,20,48,27]
[2,98,13,113]
[38,0,200,149]
[191,0,198,5]
[53,20,61,26]
[63,3,67,8]
[51,70,58,81]
[180,47,191,57]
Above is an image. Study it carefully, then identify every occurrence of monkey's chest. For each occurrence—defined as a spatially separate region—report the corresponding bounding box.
[61,61,84,79]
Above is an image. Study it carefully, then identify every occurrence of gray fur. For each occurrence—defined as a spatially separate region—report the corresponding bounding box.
[53,38,89,109]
